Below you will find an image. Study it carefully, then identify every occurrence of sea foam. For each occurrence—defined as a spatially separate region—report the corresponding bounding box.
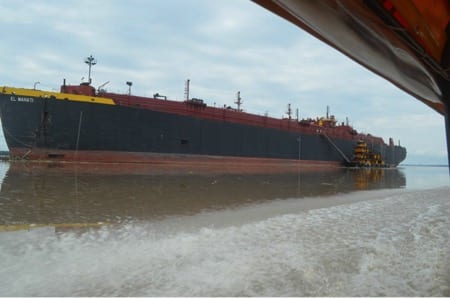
[0,187,449,296]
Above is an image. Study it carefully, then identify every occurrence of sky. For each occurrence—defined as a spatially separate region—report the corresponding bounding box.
[0,0,448,165]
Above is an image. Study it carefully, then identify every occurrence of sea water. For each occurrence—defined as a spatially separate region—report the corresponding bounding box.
[0,162,448,296]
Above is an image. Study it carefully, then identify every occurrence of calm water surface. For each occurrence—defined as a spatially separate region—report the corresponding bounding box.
[0,161,448,296]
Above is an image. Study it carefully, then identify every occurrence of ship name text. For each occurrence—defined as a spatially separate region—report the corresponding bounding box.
[10,96,34,103]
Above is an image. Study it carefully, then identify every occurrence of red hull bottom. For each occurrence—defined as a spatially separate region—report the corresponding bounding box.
[9,147,342,175]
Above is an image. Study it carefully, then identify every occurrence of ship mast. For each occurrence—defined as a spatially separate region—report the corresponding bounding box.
[235,91,243,111]
[287,103,292,119]
[126,81,133,95]
[184,79,190,101]
[84,55,97,84]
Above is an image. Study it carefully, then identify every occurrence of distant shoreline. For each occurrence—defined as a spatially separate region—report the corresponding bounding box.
[402,164,449,168]
[0,151,9,161]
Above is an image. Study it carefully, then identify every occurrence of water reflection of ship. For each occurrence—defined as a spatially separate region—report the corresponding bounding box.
[0,162,405,231]
[353,168,398,190]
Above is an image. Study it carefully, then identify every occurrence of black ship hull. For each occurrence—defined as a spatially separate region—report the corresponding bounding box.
[0,90,406,167]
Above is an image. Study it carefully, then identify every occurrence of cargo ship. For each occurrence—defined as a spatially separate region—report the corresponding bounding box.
[0,59,406,168]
